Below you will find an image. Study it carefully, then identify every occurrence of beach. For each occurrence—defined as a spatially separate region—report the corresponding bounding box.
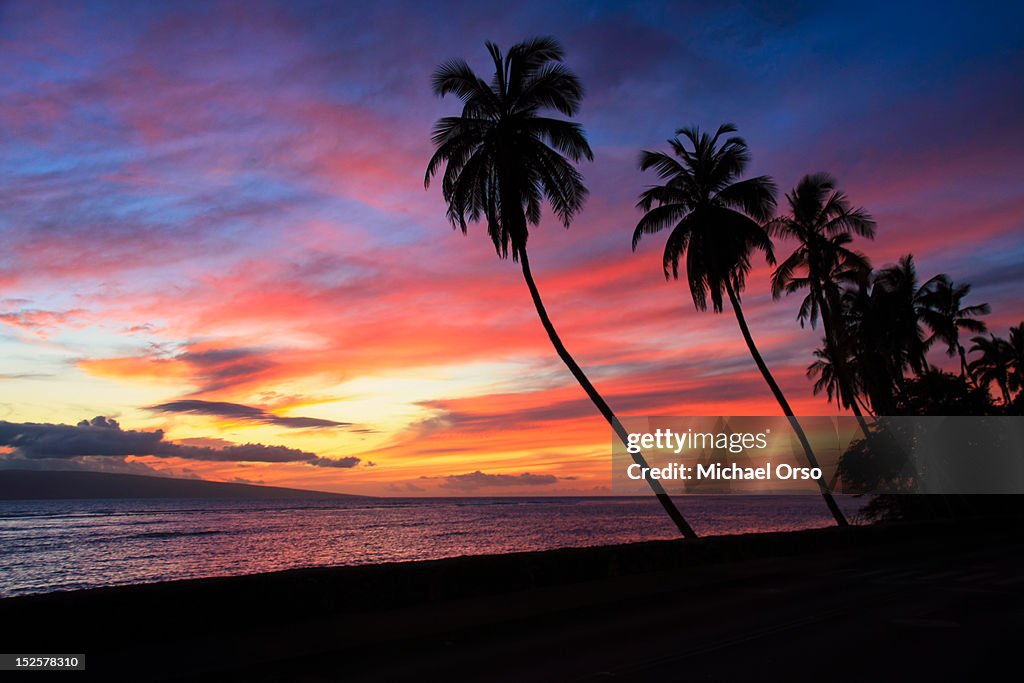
[0,494,863,596]
[3,516,1020,681]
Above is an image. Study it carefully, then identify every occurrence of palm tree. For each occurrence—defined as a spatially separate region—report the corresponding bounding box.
[775,232,870,329]
[632,124,848,527]
[805,339,873,416]
[969,334,1013,404]
[806,342,842,403]
[1008,323,1024,397]
[769,173,874,424]
[425,37,696,538]
[838,257,948,414]
[835,279,884,413]
[918,276,989,380]
[872,254,942,378]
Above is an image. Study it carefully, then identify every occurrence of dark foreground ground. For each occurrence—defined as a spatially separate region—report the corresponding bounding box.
[2,517,1021,682]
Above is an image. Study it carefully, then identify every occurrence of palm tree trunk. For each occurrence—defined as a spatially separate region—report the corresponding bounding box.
[816,294,900,494]
[958,345,970,383]
[818,297,925,497]
[725,280,848,527]
[818,294,874,435]
[519,247,698,539]
[855,394,875,417]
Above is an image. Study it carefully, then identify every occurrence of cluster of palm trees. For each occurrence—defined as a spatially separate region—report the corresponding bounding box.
[794,247,1023,417]
[425,37,1020,537]
[967,325,1024,408]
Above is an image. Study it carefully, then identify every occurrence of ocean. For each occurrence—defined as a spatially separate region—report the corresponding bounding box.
[0,495,866,597]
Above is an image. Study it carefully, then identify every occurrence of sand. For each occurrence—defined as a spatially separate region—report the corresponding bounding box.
[1,517,1020,681]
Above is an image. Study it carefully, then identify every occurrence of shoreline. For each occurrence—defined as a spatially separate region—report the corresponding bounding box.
[3,516,1021,680]
[0,493,866,597]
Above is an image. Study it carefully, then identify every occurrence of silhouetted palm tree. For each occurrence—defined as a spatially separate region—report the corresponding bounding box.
[769,173,873,424]
[806,342,842,403]
[805,339,872,415]
[838,256,948,413]
[872,254,942,378]
[838,277,895,414]
[775,232,871,328]
[632,124,847,527]
[969,334,1013,404]
[918,276,989,380]
[1008,323,1024,397]
[426,37,696,538]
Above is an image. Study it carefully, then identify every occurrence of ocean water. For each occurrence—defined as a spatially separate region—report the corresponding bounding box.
[0,495,866,597]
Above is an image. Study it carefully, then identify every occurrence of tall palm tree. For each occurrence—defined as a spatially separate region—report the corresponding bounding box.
[840,275,900,415]
[918,276,989,380]
[969,334,1013,404]
[872,254,942,378]
[425,37,696,538]
[632,124,848,527]
[838,257,947,414]
[769,173,874,424]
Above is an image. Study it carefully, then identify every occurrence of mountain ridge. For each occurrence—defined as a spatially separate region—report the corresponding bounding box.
[0,469,364,500]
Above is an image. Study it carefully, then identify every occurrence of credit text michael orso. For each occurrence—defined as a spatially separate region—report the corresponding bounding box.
[623,428,822,482]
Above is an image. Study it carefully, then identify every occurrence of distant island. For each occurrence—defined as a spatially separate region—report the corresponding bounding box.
[0,470,363,501]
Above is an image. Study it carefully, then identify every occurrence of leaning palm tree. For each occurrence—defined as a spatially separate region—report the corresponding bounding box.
[769,173,874,425]
[425,37,696,538]
[632,124,847,527]
[918,276,989,380]
[969,334,1013,404]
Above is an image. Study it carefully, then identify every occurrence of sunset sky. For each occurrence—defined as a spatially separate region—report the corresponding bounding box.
[1,1,1022,495]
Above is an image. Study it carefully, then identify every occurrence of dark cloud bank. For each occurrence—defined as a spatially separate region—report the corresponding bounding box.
[0,416,358,469]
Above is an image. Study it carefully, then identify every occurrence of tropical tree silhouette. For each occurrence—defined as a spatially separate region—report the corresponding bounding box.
[769,173,874,425]
[807,342,850,407]
[425,37,696,538]
[836,256,948,414]
[969,334,1013,404]
[1008,323,1024,397]
[918,276,989,380]
[871,254,942,378]
[632,124,848,527]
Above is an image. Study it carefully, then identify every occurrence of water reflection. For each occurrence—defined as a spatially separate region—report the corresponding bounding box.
[0,495,863,596]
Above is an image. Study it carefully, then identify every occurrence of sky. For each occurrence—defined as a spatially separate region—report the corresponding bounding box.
[1,0,1022,495]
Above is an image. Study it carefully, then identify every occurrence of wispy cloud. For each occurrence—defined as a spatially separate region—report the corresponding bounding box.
[0,308,86,338]
[430,470,561,491]
[147,399,349,429]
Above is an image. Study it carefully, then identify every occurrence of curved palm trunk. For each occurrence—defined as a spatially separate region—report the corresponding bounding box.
[817,292,889,494]
[820,290,875,416]
[519,248,698,539]
[818,294,874,435]
[855,394,875,417]
[998,379,1011,405]
[725,281,849,527]
[957,345,971,383]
